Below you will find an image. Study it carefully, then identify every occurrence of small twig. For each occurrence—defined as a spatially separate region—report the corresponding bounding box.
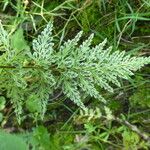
[49,90,63,101]
[0,65,40,69]
[115,117,150,142]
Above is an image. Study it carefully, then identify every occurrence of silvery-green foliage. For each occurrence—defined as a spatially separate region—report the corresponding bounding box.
[79,107,102,122]
[32,23,54,65]
[74,107,113,123]
[0,22,150,122]
[0,21,9,51]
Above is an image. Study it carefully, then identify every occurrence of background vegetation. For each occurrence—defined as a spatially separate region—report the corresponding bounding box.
[0,0,150,149]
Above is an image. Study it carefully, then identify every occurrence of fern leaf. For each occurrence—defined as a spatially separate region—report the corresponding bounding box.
[32,22,54,63]
[0,21,9,51]
[62,80,85,109]
[0,21,150,121]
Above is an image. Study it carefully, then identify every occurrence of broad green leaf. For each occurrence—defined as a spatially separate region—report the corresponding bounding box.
[0,131,28,150]
[10,28,29,51]
[26,95,42,113]
[0,113,3,122]
[32,126,50,150]
[0,96,6,110]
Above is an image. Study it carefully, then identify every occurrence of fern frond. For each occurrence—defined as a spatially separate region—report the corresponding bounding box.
[62,80,85,109]
[32,22,54,63]
[0,22,150,121]
[79,33,94,56]
[74,107,102,124]
[55,29,150,108]
[0,21,9,51]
